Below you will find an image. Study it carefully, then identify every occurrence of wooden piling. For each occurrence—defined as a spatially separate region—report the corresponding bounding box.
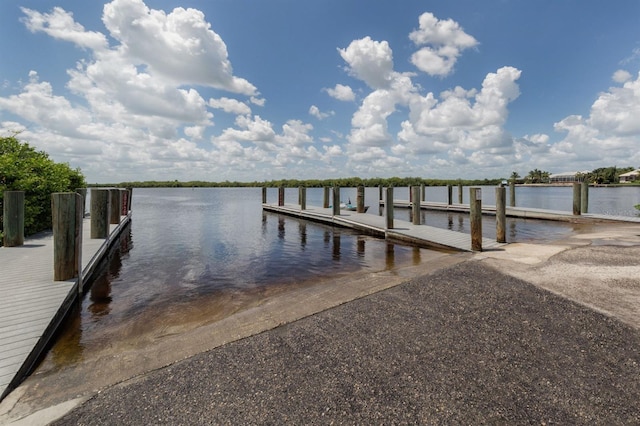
[572,183,581,215]
[495,186,506,243]
[447,184,453,206]
[379,185,383,202]
[356,185,365,213]
[119,188,129,215]
[581,181,589,214]
[75,188,87,217]
[109,189,121,224]
[262,187,267,204]
[420,184,425,202]
[412,186,421,225]
[300,186,306,210]
[458,183,463,204]
[90,188,110,239]
[470,187,482,251]
[278,187,285,207]
[385,187,394,229]
[509,181,516,207]
[3,191,25,247]
[323,187,330,208]
[332,187,340,216]
[127,187,133,209]
[51,192,83,281]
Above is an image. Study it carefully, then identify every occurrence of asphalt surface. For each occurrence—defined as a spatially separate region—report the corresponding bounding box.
[52,259,640,425]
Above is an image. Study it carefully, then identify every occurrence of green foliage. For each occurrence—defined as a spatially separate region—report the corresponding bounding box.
[588,166,635,184]
[0,135,86,237]
[525,169,550,184]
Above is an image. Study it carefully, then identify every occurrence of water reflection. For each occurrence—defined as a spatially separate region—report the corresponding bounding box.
[46,225,132,369]
[386,243,395,270]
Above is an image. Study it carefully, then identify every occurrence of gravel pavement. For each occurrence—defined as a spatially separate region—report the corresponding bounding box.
[52,258,640,425]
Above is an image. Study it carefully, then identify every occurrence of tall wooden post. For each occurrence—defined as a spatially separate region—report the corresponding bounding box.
[109,188,121,224]
[75,188,87,217]
[412,186,421,225]
[127,187,133,209]
[356,185,365,213]
[323,187,330,208]
[495,186,506,243]
[300,187,306,210]
[278,187,285,206]
[90,188,110,239]
[470,187,482,251]
[3,191,25,247]
[385,187,394,229]
[51,192,83,281]
[332,187,341,216]
[378,185,383,202]
[262,187,267,204]
[447,184,453,206]
[458,183,463,204]
[581,181,589,214]
[420,184,425,202]
[409,185,413,203]
[119,188,129,215]
[509,181,516,207]
[572,182,581,215]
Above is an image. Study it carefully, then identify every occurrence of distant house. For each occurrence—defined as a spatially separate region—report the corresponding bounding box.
[548,171,589,183]
[619,169,640,183]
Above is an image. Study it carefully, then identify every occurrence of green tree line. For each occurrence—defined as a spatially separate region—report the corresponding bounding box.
[1,135,86,242]
[98,176,503,189]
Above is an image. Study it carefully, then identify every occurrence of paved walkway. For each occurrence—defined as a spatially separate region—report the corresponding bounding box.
[51,257,640,424]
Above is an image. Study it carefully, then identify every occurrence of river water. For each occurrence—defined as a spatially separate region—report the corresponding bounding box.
[37,185,640,373]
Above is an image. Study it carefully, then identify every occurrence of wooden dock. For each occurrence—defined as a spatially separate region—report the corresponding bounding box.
[386,200,640,223]
[262,203,506,252]
[0,213,131,401]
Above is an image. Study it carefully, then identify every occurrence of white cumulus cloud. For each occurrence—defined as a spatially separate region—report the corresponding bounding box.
[338,37,394,90]
[309,105,334,120]
[325,84,356,101]
[102,0,257,95]
[209,97,252,116]
[550,72,640,168]
[409,12,478,77]
[20,7,108,50]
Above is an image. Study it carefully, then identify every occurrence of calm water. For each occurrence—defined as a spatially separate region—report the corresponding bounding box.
[40,188,435,371]
[39,185,640,372]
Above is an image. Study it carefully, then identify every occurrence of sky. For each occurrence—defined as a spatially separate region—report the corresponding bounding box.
[1,0,639,183]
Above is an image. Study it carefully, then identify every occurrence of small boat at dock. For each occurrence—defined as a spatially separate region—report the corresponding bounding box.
[341,198,369,212]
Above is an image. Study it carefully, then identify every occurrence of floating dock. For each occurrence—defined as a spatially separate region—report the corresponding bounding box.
[385,200,640,223]
[262,203,506,252]
[0,213,131,401]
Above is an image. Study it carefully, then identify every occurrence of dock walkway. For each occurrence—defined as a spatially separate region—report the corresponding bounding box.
[387,200,640,223]
[0,214,131,400]
[262,203,505,252]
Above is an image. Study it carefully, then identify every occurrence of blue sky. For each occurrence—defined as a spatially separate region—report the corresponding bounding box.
[1,0,639,183]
